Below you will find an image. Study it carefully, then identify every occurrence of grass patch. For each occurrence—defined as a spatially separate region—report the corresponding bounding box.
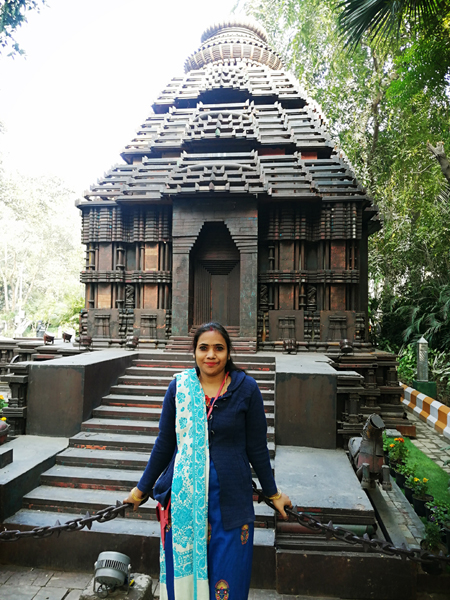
[387,436,450,504]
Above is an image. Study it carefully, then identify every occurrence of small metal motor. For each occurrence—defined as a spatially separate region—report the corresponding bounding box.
[94,551,131,597]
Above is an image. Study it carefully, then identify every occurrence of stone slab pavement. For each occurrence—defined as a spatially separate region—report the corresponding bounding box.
[153,581,447,600]
[405,408,450,476]
[0,565,446,600]
[0,565,92,600]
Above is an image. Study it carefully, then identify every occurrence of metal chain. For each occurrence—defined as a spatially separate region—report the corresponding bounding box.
[252,483,450,567]
[0,502,127,543]
[1,491,449,568]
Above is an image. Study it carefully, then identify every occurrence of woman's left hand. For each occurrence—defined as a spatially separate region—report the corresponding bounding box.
[271,492,293,520]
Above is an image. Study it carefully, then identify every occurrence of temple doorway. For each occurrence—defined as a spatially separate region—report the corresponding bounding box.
[191,222,240,327]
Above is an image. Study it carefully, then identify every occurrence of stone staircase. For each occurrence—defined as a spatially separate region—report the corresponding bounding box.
[165,326,257,353]
[6,353,276,577]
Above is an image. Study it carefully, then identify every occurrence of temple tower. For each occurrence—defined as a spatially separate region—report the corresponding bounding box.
[78,20,380,351]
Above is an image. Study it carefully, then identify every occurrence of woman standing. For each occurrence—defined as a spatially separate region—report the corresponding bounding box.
[124,322,291,600]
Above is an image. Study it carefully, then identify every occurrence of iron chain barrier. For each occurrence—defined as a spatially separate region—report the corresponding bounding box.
[0,486,449,569]
[0,502,127,543]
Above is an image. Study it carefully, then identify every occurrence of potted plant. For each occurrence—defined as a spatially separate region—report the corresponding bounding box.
[426,501,449,526]
[420,521,446,575]
[394,462,413,490]
[0,417,9,445]
[436,502,450,554]
[404,473,416,503]
[411,477,433,517]
[388,437,408,472]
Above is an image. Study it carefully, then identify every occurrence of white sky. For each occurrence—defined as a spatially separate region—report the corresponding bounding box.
[0,0,242,196]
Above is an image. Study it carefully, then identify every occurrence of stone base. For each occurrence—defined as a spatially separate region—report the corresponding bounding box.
[276,550,416,600]
[413,380,437,400]
[0,445,12,468]
[80,574,153,600]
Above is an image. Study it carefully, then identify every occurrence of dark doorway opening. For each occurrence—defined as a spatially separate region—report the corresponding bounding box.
[191,222,240,327]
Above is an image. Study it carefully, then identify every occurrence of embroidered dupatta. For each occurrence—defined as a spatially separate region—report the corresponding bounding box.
[159,368,210,600]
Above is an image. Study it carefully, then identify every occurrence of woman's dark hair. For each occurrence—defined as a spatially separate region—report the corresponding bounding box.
[192,322,240,373]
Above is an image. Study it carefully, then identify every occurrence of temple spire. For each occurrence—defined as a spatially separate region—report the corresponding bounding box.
[184,18,284,73]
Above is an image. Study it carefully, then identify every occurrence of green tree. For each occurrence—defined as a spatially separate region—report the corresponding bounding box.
[241,0,450,356]
[337,0,449,47]
[0,171,84,336]
[0,0,46,56]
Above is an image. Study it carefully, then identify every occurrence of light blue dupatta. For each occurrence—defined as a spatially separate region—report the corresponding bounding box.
[159,368,209,600]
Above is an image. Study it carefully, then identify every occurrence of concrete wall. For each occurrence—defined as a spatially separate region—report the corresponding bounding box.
[26,350,138,437]
[275,356,338,449]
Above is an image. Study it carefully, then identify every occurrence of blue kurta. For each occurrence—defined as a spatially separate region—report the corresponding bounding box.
[138,370,277,530]
[164,460,254,600]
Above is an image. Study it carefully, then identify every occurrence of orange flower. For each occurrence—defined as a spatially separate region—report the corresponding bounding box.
[394,437,405,443]
[389,443,395,448]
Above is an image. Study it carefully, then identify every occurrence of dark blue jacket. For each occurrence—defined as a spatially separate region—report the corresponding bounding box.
[137,369,277,530]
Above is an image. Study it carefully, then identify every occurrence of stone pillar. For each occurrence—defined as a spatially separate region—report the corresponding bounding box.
[171,250,190,337]
[240,251,258,338]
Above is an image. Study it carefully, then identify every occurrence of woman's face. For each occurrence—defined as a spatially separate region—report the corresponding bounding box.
[195,330,229,379]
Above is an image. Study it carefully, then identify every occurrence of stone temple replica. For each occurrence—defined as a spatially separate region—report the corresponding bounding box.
[77,20,380,353]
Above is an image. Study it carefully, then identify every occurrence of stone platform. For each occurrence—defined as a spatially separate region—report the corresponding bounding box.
[275,446,373,519]
[0,435,68,521]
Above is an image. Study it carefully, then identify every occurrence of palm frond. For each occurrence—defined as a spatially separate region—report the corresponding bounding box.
[337,0,444,48]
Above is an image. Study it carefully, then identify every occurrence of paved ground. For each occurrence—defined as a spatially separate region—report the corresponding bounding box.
[0,565,92,600]
[0,566,447,600]
[408,410,450,474]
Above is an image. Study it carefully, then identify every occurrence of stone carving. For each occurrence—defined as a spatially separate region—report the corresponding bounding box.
[125,285,135,309]
[307,286,317,311]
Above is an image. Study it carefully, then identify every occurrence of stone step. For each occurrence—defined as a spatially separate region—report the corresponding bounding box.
[40,465,141,492]
[101,393,275,415]
[135,353,275,365]
[117,374,275,390]
[110,383,275,400]
[23,485,157,519]
[55,447,275,475]
[126,366,275,379]
[92,405,162,421]
[5,508,161,535]
[92,404,274,426]
[56,447,150,470]
[4,508,275,544]
[102,393,165,408]
[70,431,157,452]
[70,431,276,457]
[81,418,161,436]
[22,484,275,526]
[81,417,275,441]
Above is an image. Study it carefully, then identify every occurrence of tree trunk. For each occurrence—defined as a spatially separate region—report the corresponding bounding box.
[1,242,8,311]
[1,272,8,312]
[427,141,450,183]
[367,52,386,189]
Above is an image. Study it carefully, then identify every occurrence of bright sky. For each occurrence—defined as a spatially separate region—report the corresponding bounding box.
[0,0,242,195]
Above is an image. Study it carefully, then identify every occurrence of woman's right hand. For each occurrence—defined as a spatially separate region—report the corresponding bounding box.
[123,486,145,511]
[271,492,293,520]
